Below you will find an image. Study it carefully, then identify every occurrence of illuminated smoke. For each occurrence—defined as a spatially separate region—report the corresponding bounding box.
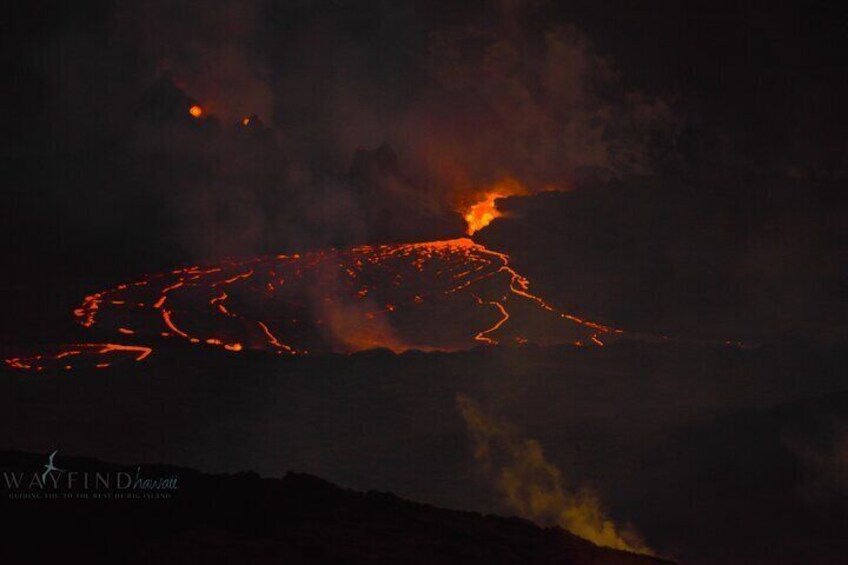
[98,1,681,252]
[456,395,653,555]
[399,19,681,208]
[308,255,410,354]
[115,0,273,123]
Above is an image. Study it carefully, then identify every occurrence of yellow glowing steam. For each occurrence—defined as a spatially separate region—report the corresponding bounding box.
[456,395,653,555]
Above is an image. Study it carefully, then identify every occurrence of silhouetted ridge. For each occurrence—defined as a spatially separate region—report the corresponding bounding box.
[0,451,671,565]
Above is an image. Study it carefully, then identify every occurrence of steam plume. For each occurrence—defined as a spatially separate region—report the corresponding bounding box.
[456,394,653,555]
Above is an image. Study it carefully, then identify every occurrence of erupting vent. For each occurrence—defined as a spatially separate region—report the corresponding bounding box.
[5,239,621,372]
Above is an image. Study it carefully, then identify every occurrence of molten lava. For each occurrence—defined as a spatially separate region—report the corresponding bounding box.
[463,178,527,235]
[464,193,502,235]
[188,105,203,118]
[4,239,623,372]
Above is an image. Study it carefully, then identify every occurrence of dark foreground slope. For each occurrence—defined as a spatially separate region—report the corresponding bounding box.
[0,452,668,565]
[2,342,848,563]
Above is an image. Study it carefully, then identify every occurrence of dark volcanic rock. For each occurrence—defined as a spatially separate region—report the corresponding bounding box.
[0,451,669,565]
[349,143,466,244]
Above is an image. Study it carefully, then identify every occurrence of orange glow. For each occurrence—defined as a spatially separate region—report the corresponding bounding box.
[4,236,638,371]
[97,343,153,361]
[161,309,189,338]
[464,194,500,235]
[3,343,152,372]
[473,295,510,344]
[188,105,203,118]
[242,117,250,126]
[258,321,295,353]
[463,178,527,235]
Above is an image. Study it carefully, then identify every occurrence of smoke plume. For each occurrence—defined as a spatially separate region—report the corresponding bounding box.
[393,16,682,205]
[5,0,684,277]
[456,394,653,555]
[115,0,273,123]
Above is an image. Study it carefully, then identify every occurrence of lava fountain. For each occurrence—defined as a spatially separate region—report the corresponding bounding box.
[463,178,527,235]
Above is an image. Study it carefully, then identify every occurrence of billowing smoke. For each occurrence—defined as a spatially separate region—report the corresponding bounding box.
[456,394,653,555]
[308,255,410,354]
[7,0,682,274]
[402,22,681,202]
[115,0,273,124]
[269,2,682,207]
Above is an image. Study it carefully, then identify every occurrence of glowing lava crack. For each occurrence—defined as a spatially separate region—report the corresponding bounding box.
[5,239,622,372]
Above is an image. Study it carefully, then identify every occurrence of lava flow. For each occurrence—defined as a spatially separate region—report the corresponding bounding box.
[4,239,621,372]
